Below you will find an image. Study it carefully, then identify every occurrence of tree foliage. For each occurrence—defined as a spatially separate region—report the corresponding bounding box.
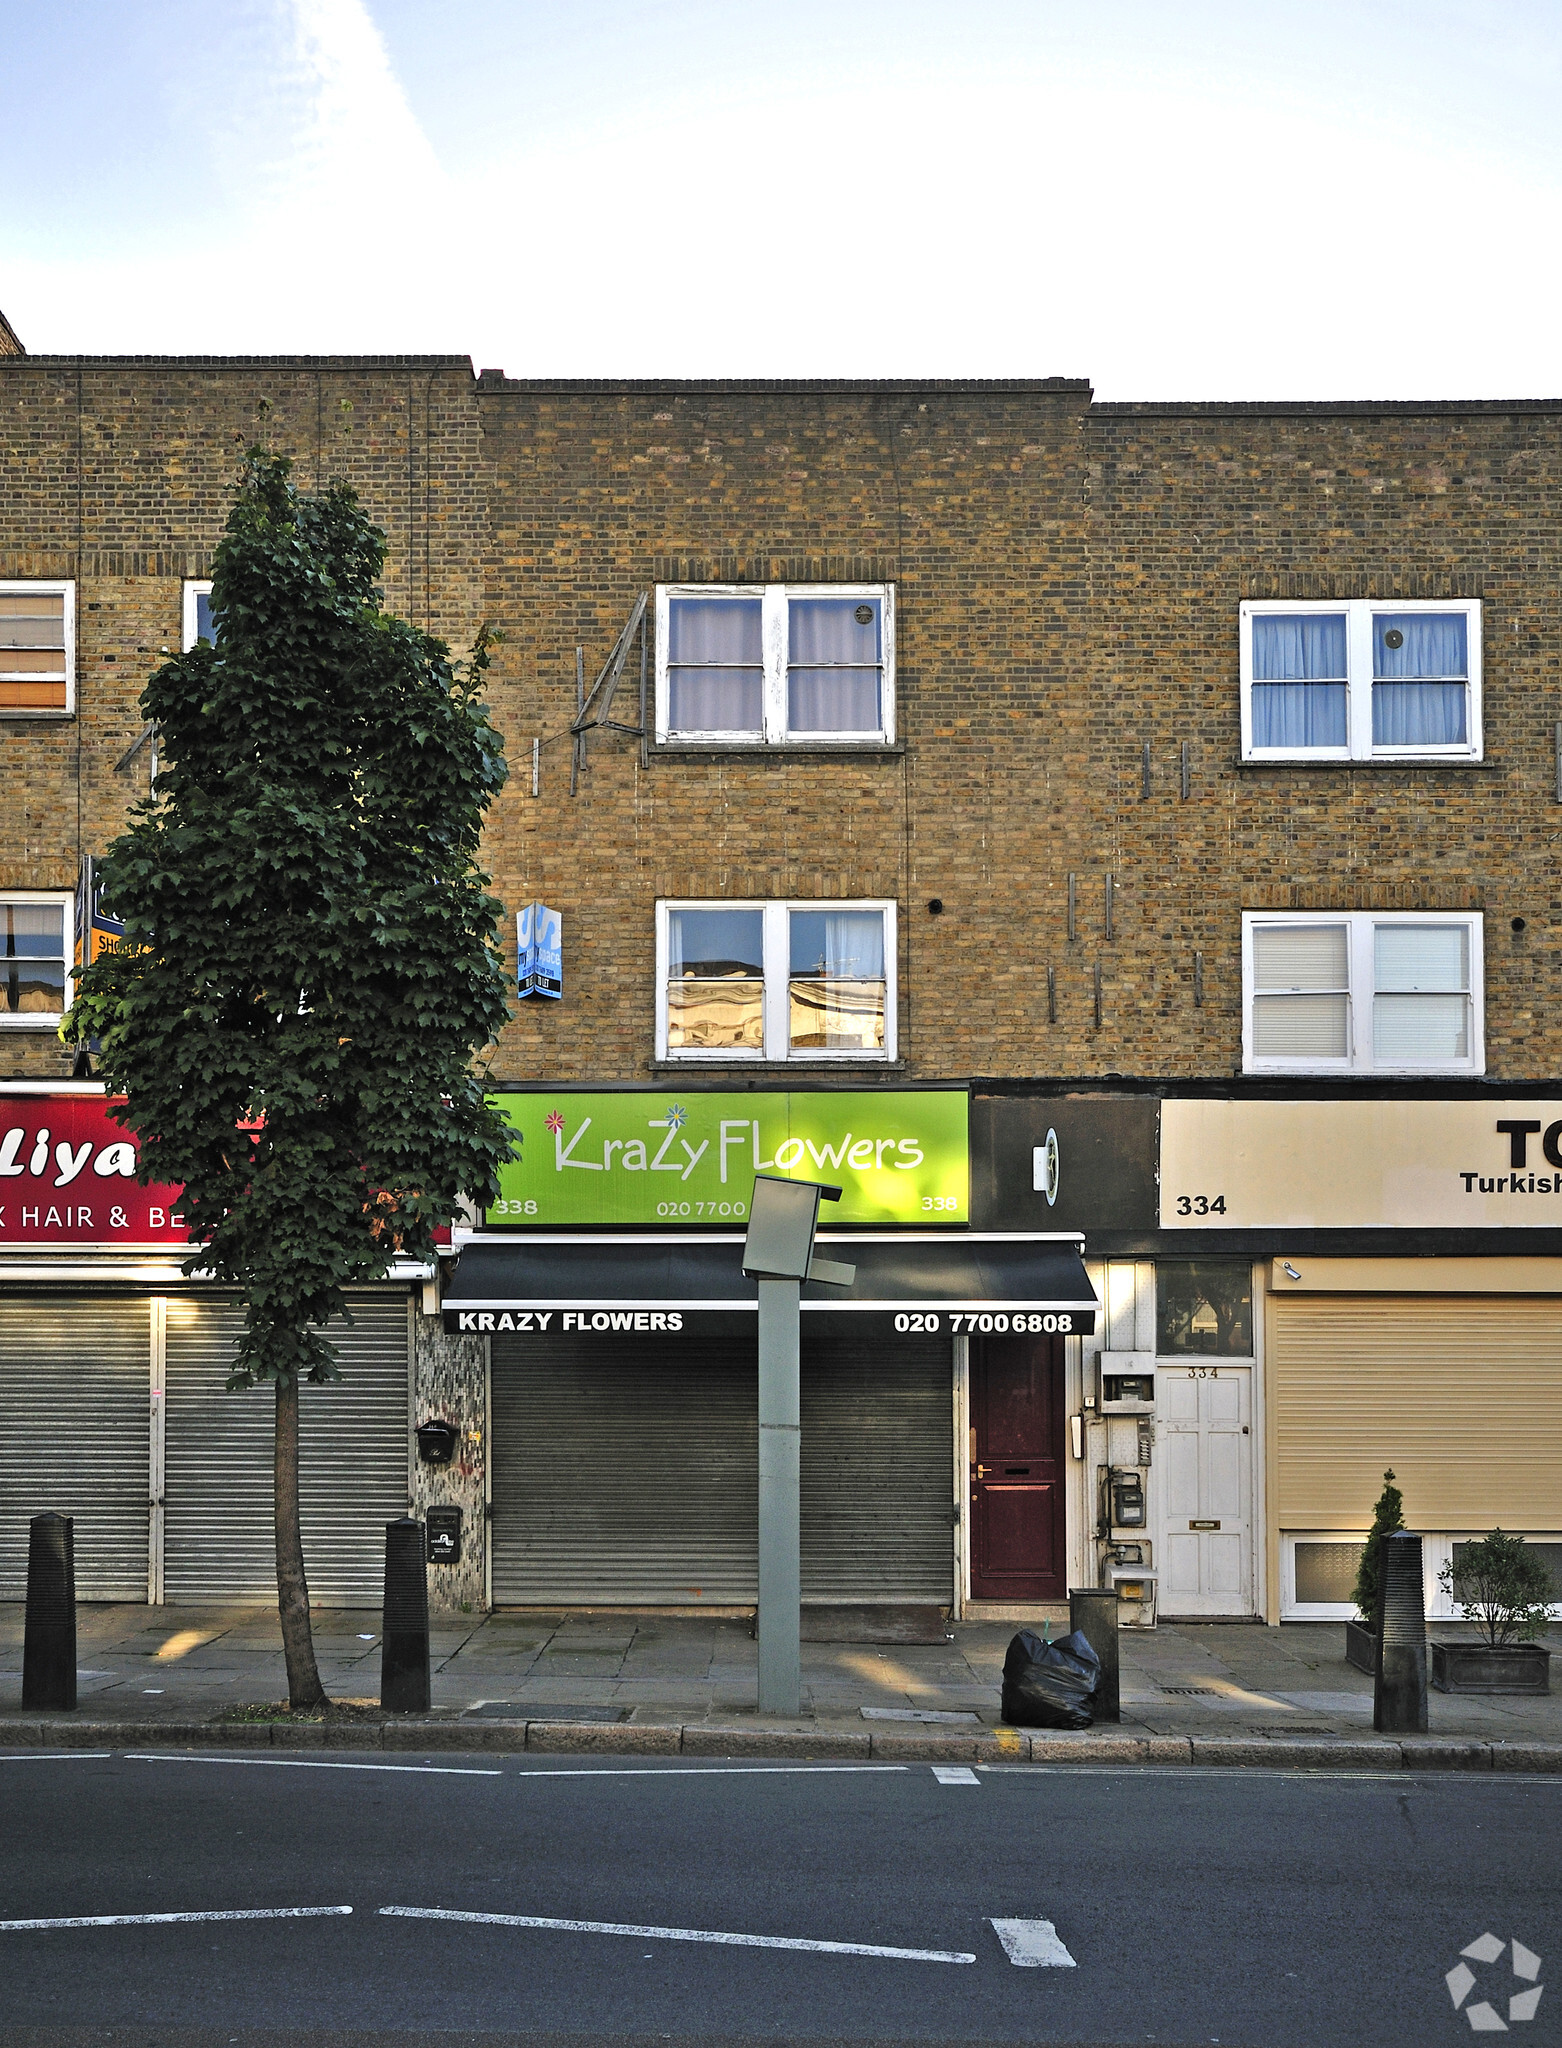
[1351,1468,1405,1624]
[67,451,515,1388]
[1440,1530,1556,1647]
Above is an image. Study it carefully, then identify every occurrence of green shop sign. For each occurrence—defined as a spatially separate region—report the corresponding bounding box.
[486,1091,968,1227]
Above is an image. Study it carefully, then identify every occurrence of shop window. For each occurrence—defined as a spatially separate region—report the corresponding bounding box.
[1240,599,1481,762]
[1242,911,1483,1074]
[656,900,896,1062]
[183,579,215,650]
[655,585,894,745]
[0,894,73,1026]
[1156,1261,1253,1356]
[0,581,74,715]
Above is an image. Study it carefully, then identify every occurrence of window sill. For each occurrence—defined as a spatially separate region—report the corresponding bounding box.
[1236,756,1492,771]
[653,740,904,760]
[1243,1067,1486,1080]
[0,1020,68,1032]
[652,1058,907,1073]
[0,709,75,722]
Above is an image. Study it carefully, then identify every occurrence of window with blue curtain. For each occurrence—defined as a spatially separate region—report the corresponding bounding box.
[666,597,764,734]
[1372,613,1467,746]
[1251,614,1348,748]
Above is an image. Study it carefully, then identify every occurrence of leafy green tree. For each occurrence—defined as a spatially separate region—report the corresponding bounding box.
[66,453,514,1708]
[1352,1469,1405,1625]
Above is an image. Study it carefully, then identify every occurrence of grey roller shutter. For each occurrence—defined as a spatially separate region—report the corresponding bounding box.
[163,1291,410,1603]
[0,1295,149,1601]
[801,1326,952,1602]
[490,1325,952,1606]
[491,1329,759,1606]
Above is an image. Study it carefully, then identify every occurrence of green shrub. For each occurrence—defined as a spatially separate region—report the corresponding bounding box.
[1351,1470,1405,1624]
[1439,1530,1555,1647]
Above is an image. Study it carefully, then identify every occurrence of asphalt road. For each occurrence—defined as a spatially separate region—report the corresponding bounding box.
[0,1747,1556,2048]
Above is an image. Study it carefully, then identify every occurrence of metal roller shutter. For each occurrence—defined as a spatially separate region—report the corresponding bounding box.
[490,1325,952,1606]
[1272,1294,1562,1530]
[163,1291,411,1603]
[801,1325,952,1602]
[491,1329,758,1606]
[0,1295,150,1601]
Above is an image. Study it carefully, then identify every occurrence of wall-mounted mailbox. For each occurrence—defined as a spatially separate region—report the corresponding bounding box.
[426,1504,462,1564]
[1099,1350,1156,1415]
[415,1419,458,1466]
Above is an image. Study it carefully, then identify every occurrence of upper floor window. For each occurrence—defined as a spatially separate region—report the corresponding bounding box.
[655,585,894,745]
[1239,599,1481,762]
[1242,911,1483,1074]
[655,900,896,1062]
[0,581,74,715]
[183,580,215,650]
[0,893,73,1026]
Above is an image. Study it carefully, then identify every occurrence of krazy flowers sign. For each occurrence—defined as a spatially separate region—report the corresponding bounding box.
[0,1092,187,1245]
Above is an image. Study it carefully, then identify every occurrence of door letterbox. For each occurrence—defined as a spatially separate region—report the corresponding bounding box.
[415,1419,458,1466]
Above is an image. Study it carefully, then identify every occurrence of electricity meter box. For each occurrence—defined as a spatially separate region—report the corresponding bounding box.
[1099,1351,1156,1414]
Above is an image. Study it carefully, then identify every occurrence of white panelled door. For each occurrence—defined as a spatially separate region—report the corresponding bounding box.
[1157,1365,1254,1617]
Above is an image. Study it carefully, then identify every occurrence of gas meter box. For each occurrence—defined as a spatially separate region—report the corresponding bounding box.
[1099,1350,1156,1414]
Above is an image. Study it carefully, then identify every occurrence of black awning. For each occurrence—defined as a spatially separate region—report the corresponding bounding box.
[443,1232,1096,1336]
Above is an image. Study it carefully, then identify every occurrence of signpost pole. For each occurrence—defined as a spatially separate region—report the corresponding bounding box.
[756,1275,802,1716]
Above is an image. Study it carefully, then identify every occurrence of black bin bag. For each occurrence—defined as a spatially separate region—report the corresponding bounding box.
[1000,1627,1101,1730]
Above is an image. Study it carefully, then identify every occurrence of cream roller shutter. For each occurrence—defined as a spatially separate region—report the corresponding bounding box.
[1271,1294,1562,1529]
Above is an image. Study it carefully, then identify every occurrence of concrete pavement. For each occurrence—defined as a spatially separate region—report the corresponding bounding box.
[2,1603,1559,1764]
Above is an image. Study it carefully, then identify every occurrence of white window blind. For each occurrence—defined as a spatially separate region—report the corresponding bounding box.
[1243,912,1482,1074]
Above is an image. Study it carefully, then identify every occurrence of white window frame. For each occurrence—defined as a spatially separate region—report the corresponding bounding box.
[182,579,213,651]
[1282,1530,1562,1622]
[0,579,75,719]
[654,584,896,746]
[1239,598,1482,763]
[654,898,897,1063]
[0,889,75,1030]
[1241,909,1484,1076]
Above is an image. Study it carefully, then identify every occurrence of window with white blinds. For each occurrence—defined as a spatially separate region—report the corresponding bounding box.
[1242,911,1482,1073]
[1239,599,1481,762]
[0,582,74,714]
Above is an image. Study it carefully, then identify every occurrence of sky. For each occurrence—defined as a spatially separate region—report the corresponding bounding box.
[4,0,1562,399]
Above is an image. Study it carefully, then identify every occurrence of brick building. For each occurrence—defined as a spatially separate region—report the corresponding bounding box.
[1,319,1558,1627]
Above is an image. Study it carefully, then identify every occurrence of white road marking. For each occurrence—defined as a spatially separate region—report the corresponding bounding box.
[123,1754,500,1777]
[379,1905,974,1963]
[932,1766,980,1785]
[0,1754,112,1764]
[0,1906,352,1933]
[990,1918,1076,1967]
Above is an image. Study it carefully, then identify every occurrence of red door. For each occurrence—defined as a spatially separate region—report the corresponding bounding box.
[970,1332,1065,1600]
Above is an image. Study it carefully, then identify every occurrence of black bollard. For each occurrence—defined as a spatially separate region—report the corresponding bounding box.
[1374,1530,1428,1734]
[381,1517,431,1713]
[1069,1586,1120,1723]
[22,1512,77,1711]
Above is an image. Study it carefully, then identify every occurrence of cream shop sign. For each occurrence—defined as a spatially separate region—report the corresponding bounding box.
[0,1092,186,1245]
[1160,1098,1562,1230]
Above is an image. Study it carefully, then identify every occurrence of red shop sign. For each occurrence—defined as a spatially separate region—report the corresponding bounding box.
[0,1093,187,1246]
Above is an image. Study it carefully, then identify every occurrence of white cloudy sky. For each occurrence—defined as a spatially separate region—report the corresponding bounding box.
[5,0,1562,398]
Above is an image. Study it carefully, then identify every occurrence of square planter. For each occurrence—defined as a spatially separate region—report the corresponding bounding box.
[1345,1619,1376,1673]
[1431,1641,1551,1695]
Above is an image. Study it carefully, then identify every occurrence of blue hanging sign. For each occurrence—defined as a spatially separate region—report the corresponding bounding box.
[517,902,562,1000]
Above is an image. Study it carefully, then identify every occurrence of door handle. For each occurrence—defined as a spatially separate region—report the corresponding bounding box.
[974,1464,990,1478]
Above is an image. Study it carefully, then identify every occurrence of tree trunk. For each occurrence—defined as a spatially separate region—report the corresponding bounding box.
[274,1374,326,1710]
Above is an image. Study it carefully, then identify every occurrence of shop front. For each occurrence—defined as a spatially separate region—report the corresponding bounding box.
[1162,1097,1562,1626]
[973,1087,1562,1628]
[445,1089,1097,1612]
[0,1086,419,1606]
